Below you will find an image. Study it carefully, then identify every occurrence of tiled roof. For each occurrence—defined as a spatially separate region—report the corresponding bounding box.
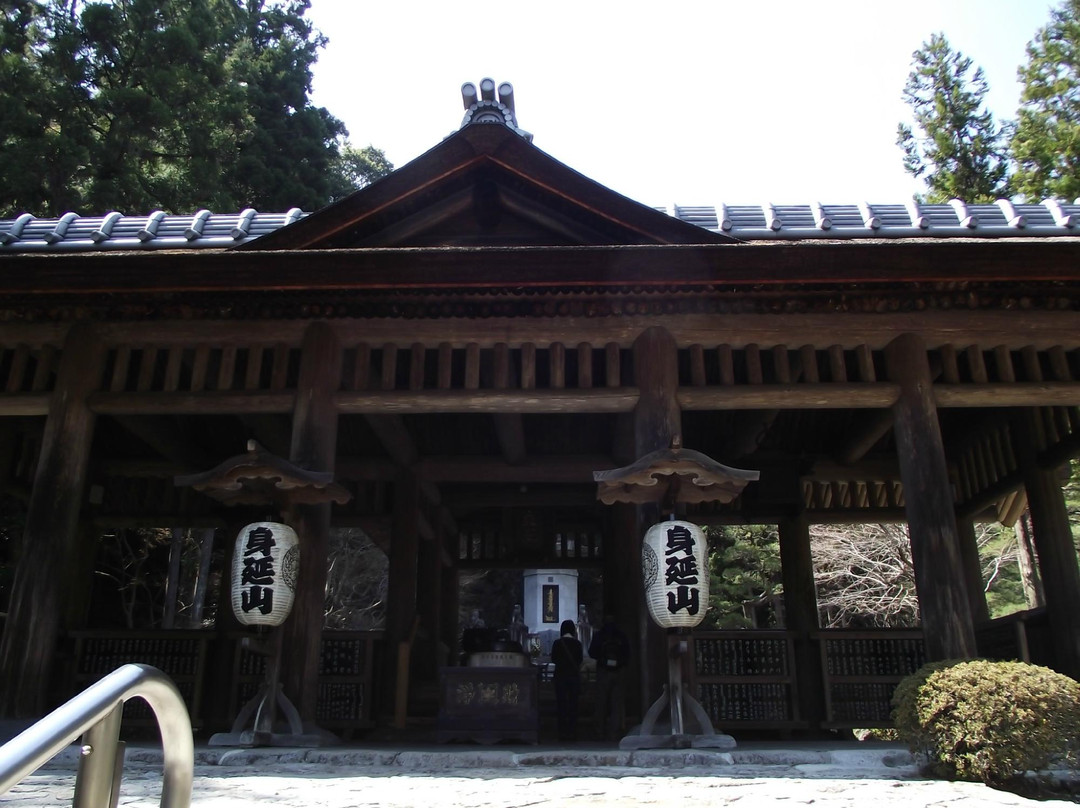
[0,209,306,252]
[1,200,1078,253]
[659,199,1080,239]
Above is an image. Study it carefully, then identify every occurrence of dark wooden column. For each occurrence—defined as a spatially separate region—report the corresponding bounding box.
[632,326,681,714]
[956,517,990,626]
[778,512,825,731]
[1012,409,1080,678]
[633,326,681,458]
[384,469,420,719]
[416,500,443,681]
[206,516,249,732]
[885,333,977,661]
[0,323,105,717]
[281,322,341,722]
[64,521,103,632]
[606,501,645,721]
[440,527,460,666]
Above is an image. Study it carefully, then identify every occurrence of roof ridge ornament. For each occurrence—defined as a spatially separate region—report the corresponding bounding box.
[460,78,533,142]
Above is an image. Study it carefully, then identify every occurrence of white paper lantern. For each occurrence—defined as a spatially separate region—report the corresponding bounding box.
[231,522,300,627]
[642,520,709,629]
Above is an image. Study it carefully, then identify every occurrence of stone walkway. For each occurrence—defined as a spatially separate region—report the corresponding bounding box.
[4,743,1077,807]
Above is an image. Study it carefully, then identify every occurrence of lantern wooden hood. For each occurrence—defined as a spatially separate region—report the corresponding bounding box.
[174,440,351,509]
[593,441,759,506]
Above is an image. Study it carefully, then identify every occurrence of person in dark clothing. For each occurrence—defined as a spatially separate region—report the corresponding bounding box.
[550,618,584,741]
[588,614,631,741]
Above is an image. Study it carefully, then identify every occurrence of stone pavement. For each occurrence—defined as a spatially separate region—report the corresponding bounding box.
[4,742,1078,807]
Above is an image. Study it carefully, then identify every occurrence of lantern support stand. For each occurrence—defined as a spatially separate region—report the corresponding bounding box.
[208,629,321,748]
[593,441,759,751]
[176,441,351,749]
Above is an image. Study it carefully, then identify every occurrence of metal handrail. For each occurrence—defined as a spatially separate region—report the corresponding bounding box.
[0,663,193,808]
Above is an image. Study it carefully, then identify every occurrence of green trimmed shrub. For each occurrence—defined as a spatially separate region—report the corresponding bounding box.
[892,659,1080,784]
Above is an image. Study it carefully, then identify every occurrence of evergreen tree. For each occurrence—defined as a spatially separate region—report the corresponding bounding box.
[328,142,396,203]
[896,33,1010,202]
[1011,0,1080,202]
[703,525,782,629]
[0,0,391,217]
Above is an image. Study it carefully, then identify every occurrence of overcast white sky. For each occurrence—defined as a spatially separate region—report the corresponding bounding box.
[307,1,1055,207]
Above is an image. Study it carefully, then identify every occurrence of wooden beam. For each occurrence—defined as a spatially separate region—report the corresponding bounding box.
[955,472,1024,521]
[835,409,895,465]
[90,515,225,529]
[806,459,902,482]
[111,415,215,469]
[0,394,51,416]
[364,414,418,467]
[336,388,637,414]
[446,487,600,512]
[805,508,909,524]
[333,457,402,481]
[1038,428,1080,469]
[934,382,1080,407]
[41,308,1066,355]
[8,240,1080,293]
[999,489,1028,527]
[414,455,614,483]
[89,391,295,414]
[679,384,899,410]
[75,380,1080,418]
[360,414,445,508]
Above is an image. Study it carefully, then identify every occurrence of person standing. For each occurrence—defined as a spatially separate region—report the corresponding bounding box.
[588,614,631,741]
[550,619,583,741]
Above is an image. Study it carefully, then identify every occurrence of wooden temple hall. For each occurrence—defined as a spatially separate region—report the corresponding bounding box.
[0,78,1079,740]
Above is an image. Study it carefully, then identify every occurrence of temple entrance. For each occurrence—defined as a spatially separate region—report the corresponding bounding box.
[441,508,608,742]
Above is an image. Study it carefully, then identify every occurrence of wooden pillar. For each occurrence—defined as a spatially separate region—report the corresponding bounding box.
[956,517,990,626]
[416,502,443,681]
[280,322,341,722]
[64,521,103,632]
[607,501,645,723]
[633,326,681,459]
[203,517,248,733]
[632,326,681,714]
[1012,408,1080,678]
[0,323,105,717]
[440,529,460,665]
[778,511,825,731]
[384,469,420,720]
[885,333,977,661]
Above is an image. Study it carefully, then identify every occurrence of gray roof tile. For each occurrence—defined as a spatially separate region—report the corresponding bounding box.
[1,201,1078,252]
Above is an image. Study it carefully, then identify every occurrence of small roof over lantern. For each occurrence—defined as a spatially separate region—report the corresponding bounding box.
[174,440,351,509]
[593,438,759,506]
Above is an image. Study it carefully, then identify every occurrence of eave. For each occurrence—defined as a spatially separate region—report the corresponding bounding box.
[0,239,1078,297]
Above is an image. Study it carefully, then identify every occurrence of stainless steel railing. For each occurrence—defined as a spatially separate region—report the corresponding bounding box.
[0,663,193,808]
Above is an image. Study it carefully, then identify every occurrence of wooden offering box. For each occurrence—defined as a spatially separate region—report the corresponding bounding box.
[437,665,539,744]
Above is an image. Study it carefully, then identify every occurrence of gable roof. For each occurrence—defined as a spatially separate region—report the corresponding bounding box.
[236,123,736,250]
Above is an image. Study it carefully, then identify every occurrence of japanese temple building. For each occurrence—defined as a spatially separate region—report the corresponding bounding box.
[0,80,1079,738]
